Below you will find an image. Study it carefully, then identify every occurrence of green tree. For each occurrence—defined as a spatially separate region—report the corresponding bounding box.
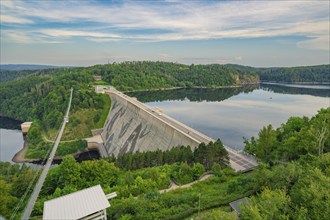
[240,188,291,220]
[58,156,80,187]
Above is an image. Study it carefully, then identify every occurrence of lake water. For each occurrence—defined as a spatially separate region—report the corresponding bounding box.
[0,117,24,163]
[129,83,330,151]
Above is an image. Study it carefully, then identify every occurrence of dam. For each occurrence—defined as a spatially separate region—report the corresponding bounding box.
[97,86,258,172]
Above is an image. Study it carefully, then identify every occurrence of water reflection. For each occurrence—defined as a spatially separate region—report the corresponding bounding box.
[261,83,330,97]
[128,85,257,103]
[131,84,329,151]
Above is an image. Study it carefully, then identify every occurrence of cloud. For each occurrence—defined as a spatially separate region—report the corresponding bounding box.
[0,14,33,24]
[1,0,329,51]
[2,31,32,43]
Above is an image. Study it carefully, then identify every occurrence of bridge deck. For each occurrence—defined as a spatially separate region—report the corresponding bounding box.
[109,89,258,172]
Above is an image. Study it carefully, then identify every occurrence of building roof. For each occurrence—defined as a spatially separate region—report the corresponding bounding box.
[21,122,33,126]
[229,197,250,215]
[43,185,110,220]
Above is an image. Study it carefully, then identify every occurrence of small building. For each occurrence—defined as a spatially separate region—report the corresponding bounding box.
[95,85,112,94]
[21,122,33,134]
[93,75,102,81]
[229,197,250,219]
[43,185,113,220]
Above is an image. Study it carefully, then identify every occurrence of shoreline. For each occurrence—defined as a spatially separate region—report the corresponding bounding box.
[12,136,100,164]
[260,81,330,85]
[12,137,39,163]
[124,83,259,93]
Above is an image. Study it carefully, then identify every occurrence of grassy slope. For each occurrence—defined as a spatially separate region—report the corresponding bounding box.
[26,94,111,159]
[44,94,110,141]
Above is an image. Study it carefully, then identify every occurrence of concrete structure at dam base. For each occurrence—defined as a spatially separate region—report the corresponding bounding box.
[95,86,258,172]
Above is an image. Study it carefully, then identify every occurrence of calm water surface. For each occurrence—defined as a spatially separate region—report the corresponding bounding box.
[130,84,329,151]
[0,126,24,163]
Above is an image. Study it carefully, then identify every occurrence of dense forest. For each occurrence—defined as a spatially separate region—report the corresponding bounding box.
[90,61,259,91]
[0,68,62,83]
[2,62,329,88]
[244,108,329,163]
[257,64,330,83]
[0,141,229,219]
[1,109,328,219]
[240,108,330,219]
[226,64,330,83]
[0,68,110,159]
[106,139,229,171]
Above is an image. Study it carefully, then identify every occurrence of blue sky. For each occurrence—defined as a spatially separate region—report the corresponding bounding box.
[1,0,329,67]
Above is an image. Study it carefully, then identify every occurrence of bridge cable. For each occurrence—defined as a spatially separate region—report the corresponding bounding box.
[10,124,63,219]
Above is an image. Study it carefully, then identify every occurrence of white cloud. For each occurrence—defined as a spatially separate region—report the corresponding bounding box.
[1,0,329,51]
[2,31,32,43]
[39,29,121,39]
[0,14,33,24]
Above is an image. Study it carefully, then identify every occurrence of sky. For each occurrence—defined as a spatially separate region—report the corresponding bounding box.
[1,0,329,67]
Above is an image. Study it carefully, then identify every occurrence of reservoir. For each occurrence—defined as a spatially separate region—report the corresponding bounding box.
[0,117,24,163]
[129,83,329,151]
[1,83,329,162]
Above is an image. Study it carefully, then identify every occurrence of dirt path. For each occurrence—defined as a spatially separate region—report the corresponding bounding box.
[159,173,213,193]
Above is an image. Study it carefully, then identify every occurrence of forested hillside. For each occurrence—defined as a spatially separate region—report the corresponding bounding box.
[225,64,330,83]
[240,108,330,219]
[91,61,259,91]
[0,70,105,129]
[0,68,62,83]
[0,68,110,158]
[258,64,330,83]
[2,62,328,87]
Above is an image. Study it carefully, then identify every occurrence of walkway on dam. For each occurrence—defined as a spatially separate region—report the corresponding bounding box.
[108,89,258,172]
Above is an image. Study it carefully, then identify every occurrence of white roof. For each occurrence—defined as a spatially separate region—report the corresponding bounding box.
[21,122,33,125]
[43,185,110,220]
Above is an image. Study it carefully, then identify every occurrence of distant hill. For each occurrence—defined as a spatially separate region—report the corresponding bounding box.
[225,63,330,83]
[0,64,76,82]
[0,64,72,71]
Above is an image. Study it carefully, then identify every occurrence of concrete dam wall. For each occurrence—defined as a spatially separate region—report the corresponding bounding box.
[101,92,199,156]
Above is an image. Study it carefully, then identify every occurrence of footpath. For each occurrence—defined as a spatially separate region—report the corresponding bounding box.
[159,173,213,193]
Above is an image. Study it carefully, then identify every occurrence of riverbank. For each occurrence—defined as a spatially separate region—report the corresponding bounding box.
[261,81,330,85]
[124,83,259,93]
[12,136,100,164]
[12,136,39,163]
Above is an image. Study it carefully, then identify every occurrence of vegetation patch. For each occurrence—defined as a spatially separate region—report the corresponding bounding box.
[26,123,52,159]
[0,163,39,219]
[55,140,87,157]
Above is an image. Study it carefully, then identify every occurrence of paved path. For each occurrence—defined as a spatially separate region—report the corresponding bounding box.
[21,88,73,220]
[109,89,258,172]
[159,174,213,194]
